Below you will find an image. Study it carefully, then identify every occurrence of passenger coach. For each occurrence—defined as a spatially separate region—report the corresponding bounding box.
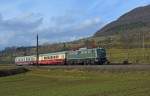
[38,52,66,65]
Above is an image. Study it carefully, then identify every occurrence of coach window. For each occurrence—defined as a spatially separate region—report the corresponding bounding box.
[61,55,64,59]
[44,57,47,59]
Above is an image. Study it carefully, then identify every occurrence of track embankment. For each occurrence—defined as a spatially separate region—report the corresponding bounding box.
[0,67,29,77]
[27,64,150,71]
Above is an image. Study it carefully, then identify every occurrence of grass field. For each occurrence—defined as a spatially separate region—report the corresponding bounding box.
[0,68,150,96]
[107,48,150,64]
[0,64,16,70]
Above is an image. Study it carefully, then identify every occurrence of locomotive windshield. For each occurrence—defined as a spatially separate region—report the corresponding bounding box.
[97,48,106,58]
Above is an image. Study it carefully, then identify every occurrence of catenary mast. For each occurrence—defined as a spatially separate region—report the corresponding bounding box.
[36,34,39,66]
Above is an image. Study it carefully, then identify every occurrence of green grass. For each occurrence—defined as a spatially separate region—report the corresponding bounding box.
[0,64,16,70]
[0,68,150,96]
[107,48,150,64]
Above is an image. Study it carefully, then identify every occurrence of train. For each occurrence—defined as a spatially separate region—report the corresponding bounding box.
[15,48,107,65]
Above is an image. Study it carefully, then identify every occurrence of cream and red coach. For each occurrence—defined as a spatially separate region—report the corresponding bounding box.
[38,52,66,65]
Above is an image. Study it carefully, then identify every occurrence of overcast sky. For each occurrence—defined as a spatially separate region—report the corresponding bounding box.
[0,0,150,50]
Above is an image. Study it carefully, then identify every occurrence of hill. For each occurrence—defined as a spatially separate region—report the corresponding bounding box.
[94,5,150,37]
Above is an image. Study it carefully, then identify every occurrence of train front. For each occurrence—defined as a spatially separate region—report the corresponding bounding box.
[96,48,107,64]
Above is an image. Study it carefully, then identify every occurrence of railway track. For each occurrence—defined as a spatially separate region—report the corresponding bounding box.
[24,64,150,70]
